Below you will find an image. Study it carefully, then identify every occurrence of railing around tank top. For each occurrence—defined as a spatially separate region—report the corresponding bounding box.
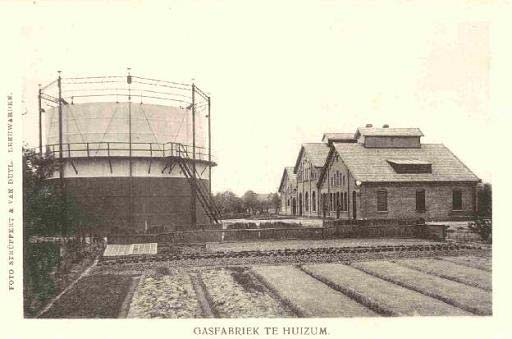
[44,141,213,162]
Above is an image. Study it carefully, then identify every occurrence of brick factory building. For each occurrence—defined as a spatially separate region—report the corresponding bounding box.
[292,143,330,217]
[278,167,297,215]
[279,125,480,221]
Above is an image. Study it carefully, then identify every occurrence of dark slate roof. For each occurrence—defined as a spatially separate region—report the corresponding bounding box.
[278,167,296,192]
[355,127,424,138]
[328,143,479,183]
[321,133,356,143]
[294,143,330,172]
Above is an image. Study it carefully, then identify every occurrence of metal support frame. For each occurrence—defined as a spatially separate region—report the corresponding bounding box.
[57,72,67,236]
[148,143,153,174]
[39,72,218,231]
[208,96,212,195]
[38,85,42,154]
[107,142,113,173]
[128,69,133,230]
[70,159,79,175]
[168,161,177,174]
[191,83,197,228]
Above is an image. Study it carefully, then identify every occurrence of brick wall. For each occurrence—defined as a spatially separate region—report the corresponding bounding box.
[361,182,477,221]
[296,150,321,217]
[364,136,421,148]
[318,151,359,219]
[297,178,320,217]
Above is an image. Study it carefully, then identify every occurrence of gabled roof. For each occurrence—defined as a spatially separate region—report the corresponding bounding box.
[278,167,296,193]
[321,133,356,143]
[318,143,479,185]
[355,127,424,138]
[293,143,330,172]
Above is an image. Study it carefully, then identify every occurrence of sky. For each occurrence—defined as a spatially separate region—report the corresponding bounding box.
[2,0,508,196]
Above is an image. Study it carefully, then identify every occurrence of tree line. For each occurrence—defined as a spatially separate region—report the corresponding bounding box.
[213,190,280,217]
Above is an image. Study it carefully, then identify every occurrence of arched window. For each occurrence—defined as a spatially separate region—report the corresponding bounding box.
[305,192,309,212]
[312,191,316,212]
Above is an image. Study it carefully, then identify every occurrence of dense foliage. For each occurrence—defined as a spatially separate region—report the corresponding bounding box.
[468,218,492,243]
[24,242,60,317]
[477,183,492,217]
[467,182,492,243]
[23,147,101,317]
[23,147,99,237]
[213,190,280,217]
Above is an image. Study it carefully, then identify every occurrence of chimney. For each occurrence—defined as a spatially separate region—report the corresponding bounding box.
[365,123,373,128]
[382,124,389,128]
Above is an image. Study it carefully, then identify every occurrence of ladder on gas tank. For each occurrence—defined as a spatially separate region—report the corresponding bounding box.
[170,144,221,224]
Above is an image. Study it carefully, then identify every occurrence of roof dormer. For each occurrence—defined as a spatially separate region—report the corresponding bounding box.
[355,124,423,148]
[321,133,357,145]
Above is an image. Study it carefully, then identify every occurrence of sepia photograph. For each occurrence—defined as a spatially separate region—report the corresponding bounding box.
[1,1,510,339]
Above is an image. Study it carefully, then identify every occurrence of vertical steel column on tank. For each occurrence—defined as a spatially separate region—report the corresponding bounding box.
[127,69,133,230]
[57,71,67,236]
[38,84,42,154]
[191,83,197,227]
[208,95,212,195]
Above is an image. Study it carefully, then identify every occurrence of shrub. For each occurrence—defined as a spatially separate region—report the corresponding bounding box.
[468,218,492,243]
[24,242,60,317]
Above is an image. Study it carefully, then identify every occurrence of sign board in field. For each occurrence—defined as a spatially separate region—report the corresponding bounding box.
[103,243,158,257]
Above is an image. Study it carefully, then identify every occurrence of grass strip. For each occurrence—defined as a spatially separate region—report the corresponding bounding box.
[252,265,377,318]
[437,256,492,272]
[393,258,491,291]
[351,261,491,316]
[40,274,133,318]
[301,264,469,316]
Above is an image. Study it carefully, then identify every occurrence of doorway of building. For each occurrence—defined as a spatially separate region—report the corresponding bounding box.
[352,191,357,219]
[292,197,297,215]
